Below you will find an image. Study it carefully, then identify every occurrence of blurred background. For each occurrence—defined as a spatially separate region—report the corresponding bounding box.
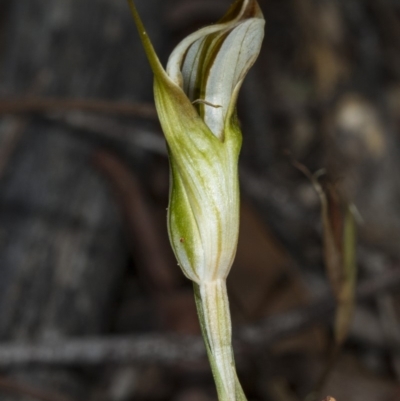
[0,0,400,400]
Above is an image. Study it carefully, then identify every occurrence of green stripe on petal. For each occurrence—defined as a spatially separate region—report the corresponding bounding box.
[153,76,241,282]
[168,0,264,139]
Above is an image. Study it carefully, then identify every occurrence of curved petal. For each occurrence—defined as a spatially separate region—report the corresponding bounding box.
[200,18,265,139]
[166,0,262,87]
[166,0,264,139]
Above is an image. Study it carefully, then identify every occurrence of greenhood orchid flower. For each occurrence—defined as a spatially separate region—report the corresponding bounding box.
[127,1,264,400]
[128,0,264,284]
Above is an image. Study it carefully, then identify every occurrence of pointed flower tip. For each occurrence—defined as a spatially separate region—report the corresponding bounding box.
[220,0,265,46]
[127,0,170,83]
[220,0,264,23]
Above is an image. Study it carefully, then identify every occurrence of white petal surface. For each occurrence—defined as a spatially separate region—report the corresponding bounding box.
[202,19,265,139]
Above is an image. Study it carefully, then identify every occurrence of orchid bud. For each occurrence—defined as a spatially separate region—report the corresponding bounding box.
[128,2,264,400]
[128,0,264,285]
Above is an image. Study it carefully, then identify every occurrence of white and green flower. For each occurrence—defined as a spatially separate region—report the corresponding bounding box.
[127,1,264,400]
[128,0,264,283]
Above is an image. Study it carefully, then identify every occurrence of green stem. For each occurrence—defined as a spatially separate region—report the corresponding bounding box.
[193,280,247,401]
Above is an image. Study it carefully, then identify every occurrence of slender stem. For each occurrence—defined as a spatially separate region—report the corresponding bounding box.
[194,280,247,401]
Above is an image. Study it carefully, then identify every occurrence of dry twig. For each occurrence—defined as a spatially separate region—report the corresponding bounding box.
[93,150,178,294]
[0,97,157,119]
[51,113,166,155]
[0,267,398,367]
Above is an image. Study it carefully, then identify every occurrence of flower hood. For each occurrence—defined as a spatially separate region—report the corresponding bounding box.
[128,0,265,283]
